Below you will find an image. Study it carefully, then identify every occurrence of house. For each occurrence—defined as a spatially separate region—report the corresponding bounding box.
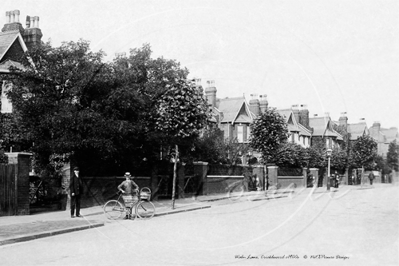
[0,10,43,113]
[205,81,257,144]
[369,121,399,158]
[332,113,369,148]
[309,114,343,149]
[346,120,369,141]
[277,105,312,148]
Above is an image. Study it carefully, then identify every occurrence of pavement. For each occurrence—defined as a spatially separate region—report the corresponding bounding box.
[0,182,394,246]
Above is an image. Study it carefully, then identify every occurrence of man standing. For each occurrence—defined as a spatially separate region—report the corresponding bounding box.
[70,166,83,218]
[334,172,340,188]
[368,172,375,185]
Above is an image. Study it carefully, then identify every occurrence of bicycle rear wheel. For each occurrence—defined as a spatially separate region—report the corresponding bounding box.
[104,200,125,220]
[136,201,155,219]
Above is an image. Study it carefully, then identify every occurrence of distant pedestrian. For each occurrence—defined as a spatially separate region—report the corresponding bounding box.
[308,174,315,187]
[251,175,257,191]
[118,172,139,219]
[334,172,340,188]
[368,172,375,185]
[255,176,262,191]
[351,175,355,185]
[70,166,83,218]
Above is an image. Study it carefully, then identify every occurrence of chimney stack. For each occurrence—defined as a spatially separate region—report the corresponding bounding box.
[299,104,309,128]
[2,10,24,33]
[259,94,268,113]
[23,14,43,50]
[339,112,348,128]
[205,80,217,108]
[369,121,381,137]
[249,94,260,117]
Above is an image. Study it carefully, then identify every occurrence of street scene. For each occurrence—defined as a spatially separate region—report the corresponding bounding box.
[0,1,398,266]
[1,183,398,266]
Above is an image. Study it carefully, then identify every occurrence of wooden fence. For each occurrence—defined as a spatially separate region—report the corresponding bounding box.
[0,164,17,216]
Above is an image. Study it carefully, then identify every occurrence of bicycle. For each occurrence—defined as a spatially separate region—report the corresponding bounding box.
[103,187,156,220]
[29,178,48,205]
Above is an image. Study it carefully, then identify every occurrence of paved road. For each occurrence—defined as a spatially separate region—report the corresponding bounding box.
[1,184,397,266]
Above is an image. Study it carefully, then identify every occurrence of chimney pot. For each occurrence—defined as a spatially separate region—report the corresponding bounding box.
[14,10,20,23]
[6,11,11,23]
[26,15,31,28]
[34,16,39,28]
[250,93,258,100]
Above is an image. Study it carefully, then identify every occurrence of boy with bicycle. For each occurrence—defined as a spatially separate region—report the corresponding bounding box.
[118,172,139,219]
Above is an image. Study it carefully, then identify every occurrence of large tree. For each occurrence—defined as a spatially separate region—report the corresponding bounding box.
[249,107,288,164]
[2,40,203,177]
[349,135,378,170]
[3,40,116,173]
[153,79,208,208]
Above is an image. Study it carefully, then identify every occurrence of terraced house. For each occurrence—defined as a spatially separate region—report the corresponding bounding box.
[1,10,43,114]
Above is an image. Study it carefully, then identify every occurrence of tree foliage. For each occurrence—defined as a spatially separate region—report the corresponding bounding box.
[387,140,399,171]
[349,135,377,169]
[272,142,308,168]
[305,145,326,169]
[2,40,206,176]
[153,79,208,141]
[330,147,348,171]
[249,107,288,163]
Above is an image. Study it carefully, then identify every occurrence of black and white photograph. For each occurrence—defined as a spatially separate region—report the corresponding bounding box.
[0,1,398,265]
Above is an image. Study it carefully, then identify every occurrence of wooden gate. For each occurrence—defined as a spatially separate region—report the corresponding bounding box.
[0,164,17,216]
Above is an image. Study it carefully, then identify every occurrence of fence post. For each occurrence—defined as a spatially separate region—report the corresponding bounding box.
[267,166,278,188]
[302,168,308,187]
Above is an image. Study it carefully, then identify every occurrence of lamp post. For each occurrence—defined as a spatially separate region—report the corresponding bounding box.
[326,148,332,191]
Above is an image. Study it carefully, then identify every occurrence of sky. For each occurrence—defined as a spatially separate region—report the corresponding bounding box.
[3,0,398,129]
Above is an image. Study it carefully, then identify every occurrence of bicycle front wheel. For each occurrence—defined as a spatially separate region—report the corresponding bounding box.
[104,200,125,220]
[136,201,155,219]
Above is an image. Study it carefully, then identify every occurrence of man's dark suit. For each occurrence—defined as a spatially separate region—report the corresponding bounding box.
[70,173,83,217]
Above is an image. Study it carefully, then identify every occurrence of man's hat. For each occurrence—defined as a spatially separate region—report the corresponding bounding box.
[73,167,79,171]
[124,172,131,177]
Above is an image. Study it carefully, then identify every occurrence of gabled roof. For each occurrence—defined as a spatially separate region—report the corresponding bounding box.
[298,123,312,137]
[381,127,399,143]
[0,30,28,73]
[216,97,253,124]
[277,108,312,136]
[277,109,299,132]
[347,122,368,140]
[309,116,343,140]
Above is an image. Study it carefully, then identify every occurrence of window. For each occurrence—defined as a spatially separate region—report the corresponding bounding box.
[326,138,332,148]
[1,82,12,113]
[247,126,251,141]
[237,125,243,143]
